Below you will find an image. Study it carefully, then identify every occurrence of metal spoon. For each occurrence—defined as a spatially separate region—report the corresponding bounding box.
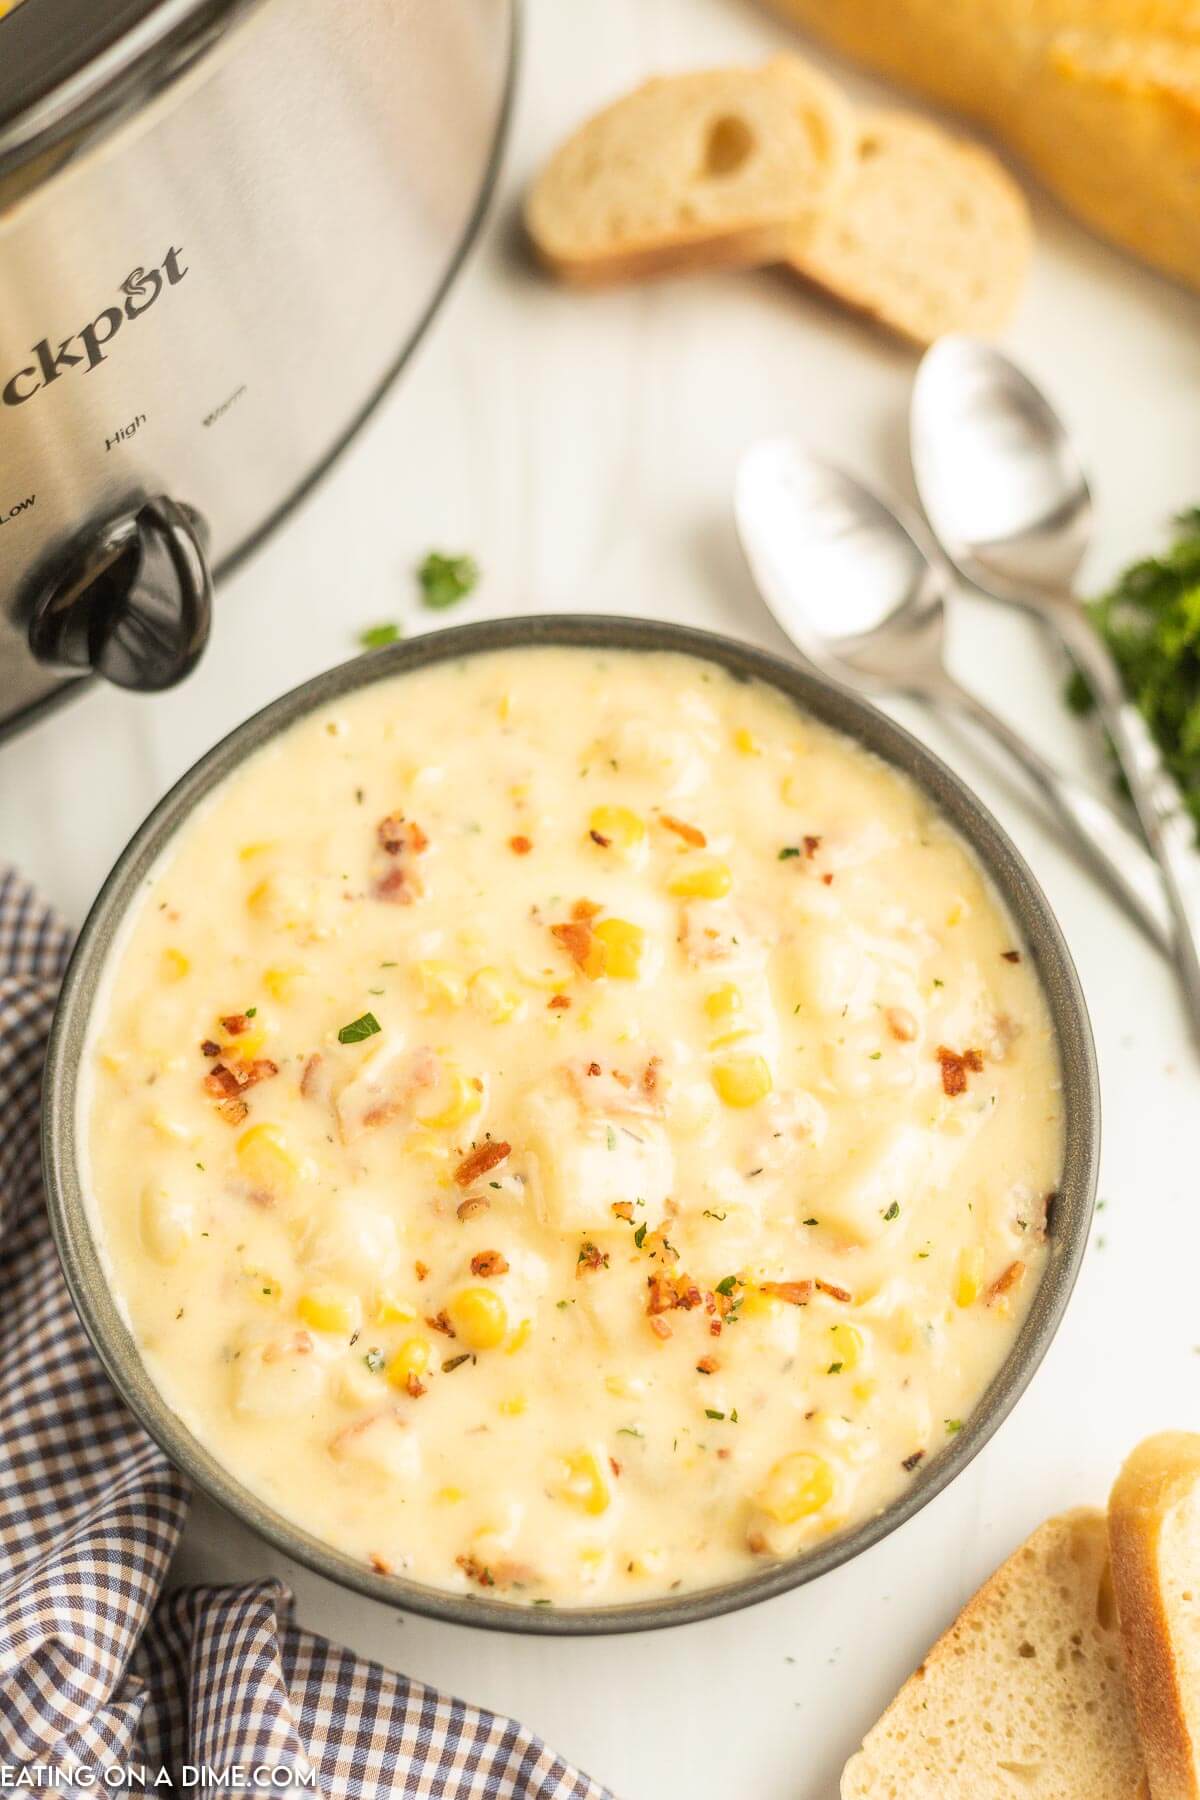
[734,440,1170,953]
[912,336,1200,1027]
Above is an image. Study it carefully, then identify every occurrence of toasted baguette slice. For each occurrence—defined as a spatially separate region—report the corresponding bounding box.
[1109,1433,1200,1800]
[525,57,852,286]
[841,1509,1148,1799]
[786,111,1032,344]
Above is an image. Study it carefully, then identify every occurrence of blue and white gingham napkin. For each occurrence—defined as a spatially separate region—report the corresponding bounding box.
[0,869,609,1797]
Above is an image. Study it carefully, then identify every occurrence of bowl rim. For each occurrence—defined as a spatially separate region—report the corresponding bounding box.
[41,613,1099,1635]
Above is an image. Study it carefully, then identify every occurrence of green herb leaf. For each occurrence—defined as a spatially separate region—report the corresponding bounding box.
[359,621,403,650]
[945,1418,963,1435]
[364,1348,386,1374]
[417,551,479,610]
[883,1201,900,1222]
[778,846,802,861]
[705,1408,725,1420]
[617,1426,644,1438]
[827,1361,843,1374]
[633,1223,647,1249]
[245,1006,257,1018]
[605,1125,617,1151]
[338,1011,381,1044]
[715,1275,738,1296]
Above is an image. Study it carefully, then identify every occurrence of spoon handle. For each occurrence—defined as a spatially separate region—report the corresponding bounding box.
[933,672,1172,955]
[1052,607,1200,1024]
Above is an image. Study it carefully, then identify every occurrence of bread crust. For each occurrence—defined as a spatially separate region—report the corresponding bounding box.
[1109,1432,1200,1800]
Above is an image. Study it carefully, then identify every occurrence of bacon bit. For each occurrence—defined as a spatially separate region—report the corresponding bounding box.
[660,814,706,848]
[609,1456,622,1478]
[642,1055,662,1096]
[456,1196,489,1221]
[821,872,834,886]
[551,920,595,969]
[377,812,427,856]
[586,1060,602,1077]
[220,1013,251,1036]
[747,1530,768,1555]
[200,1038,221,1058]
[299,1052,324,1098]
[548,993,571,1010]
[611,1069,633,1090]
[649,1316,672,1340]
[571,898,602,922]
[368,1552,393,1575]
[415,1260,430,1282]
[1001,949,1022,964]
[937,1045,983,1097]
[716,1447,732,1461]
[577,1241,610,1277]
[457,1552,496,1589]
[759,1280,813,1307]
[589,829,612,848]
[611,1201,635,1223]
[804,835,822,858]
[815,1278,852,1303]
[985,1259,1026,1305]
[218,1097,249,1125]
[203,1063,245,1099]
[886,1007,918,1044]
[453,1139,511,1188]
[426,1310,455,1337]
[406,1373,427,1399]
[647,1271,702,1315]
[509,834,533,855]
[374,865,420,905]
[901,1450,925,1473]
[696,1356,719,1374]
[709,1318,722,1336]
[471,1250,509,1278]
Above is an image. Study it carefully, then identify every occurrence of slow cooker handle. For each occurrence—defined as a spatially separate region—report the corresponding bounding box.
[27,496,212,692]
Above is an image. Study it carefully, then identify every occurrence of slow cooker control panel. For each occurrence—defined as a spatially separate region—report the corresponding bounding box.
[26,496,212,692]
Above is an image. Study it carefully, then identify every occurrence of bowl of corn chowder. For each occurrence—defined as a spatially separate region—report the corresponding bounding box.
[43,616,1097,1633]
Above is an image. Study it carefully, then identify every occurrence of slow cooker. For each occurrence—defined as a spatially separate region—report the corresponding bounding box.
[0,0,516,736]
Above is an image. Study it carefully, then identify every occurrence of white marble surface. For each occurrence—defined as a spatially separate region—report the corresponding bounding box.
[5,2,1200,1794]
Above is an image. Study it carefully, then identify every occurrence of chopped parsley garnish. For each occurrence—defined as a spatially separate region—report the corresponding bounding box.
[364,1348,385,1374]
[882,1201,900,1222]
[803,1217,819,1227]
[715,1275,738,1296]
[705,1408,725,1421]
[417,550,479,610]
[605,1125,617,1151]
[778,846,802,861]
[827,1361,843,1375]
[245,1006,257,1018]
[358,621,403,650]
[945,1418,963,1435]
[633,1223,648,1249]
[617,1426,644,1438]
[337,1011,381,1044]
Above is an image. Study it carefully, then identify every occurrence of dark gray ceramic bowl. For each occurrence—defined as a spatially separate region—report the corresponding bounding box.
[42,615,1099,1635]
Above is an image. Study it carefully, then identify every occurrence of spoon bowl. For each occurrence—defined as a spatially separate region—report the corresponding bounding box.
[911,336,1092,603]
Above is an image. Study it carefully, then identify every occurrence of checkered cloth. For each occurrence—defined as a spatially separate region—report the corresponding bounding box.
[0,869,609,1797]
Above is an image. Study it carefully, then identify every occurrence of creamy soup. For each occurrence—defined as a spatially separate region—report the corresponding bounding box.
[84,647,1063,1607]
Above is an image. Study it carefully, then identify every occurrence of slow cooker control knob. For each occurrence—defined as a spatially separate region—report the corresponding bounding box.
[27,497,212,692]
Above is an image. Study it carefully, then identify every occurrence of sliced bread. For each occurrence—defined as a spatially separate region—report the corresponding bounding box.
[840,1508,1148,1799]
[525,56,852,286]
[1109,1432,1200,1800]
[786,110,1033,344]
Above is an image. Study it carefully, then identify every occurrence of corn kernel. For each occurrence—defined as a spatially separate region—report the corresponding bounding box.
[741,1287,784,1320]
[239,841,276,861]
[604,1373,646,1399]
[448,1286,508,1350]
[224,1025,267,1060]
[852,1378,877,1404]
[505,1318,533,1355]
[704,984,742,1020]
[375,1292,417,1325]
[669,859,732,899]
[558,1450,611,1515]
[469,966,523,1023]
[236,1123,302,1194]
[263,965,304,1002]
[708,1027,755,1051]
[712,1052,772,1108]
[298,1286,361,1335]
[828,1323,863,1372]
[588,805,646,852]
[499,1394,527,1416]
[781,772,806,807]
[140,1187,193,1264]
[161,948,190,982]
[387,1337,431,1384]
[437,1486,465,1504]
[415,960,467,1009]
[733,727,761,755]
[593,916,645,980]
[497,692,512,721]
[756,1451,835,1524]
[955,1247,985,1308]
[418,1067,483,1130]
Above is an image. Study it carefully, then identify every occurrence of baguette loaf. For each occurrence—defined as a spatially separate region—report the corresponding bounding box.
[525,57,852,285]
[840,1509,1148,1798]
[787,110,1033,343]
[764,0,1200,292]
[1109,1432,1200,1800]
